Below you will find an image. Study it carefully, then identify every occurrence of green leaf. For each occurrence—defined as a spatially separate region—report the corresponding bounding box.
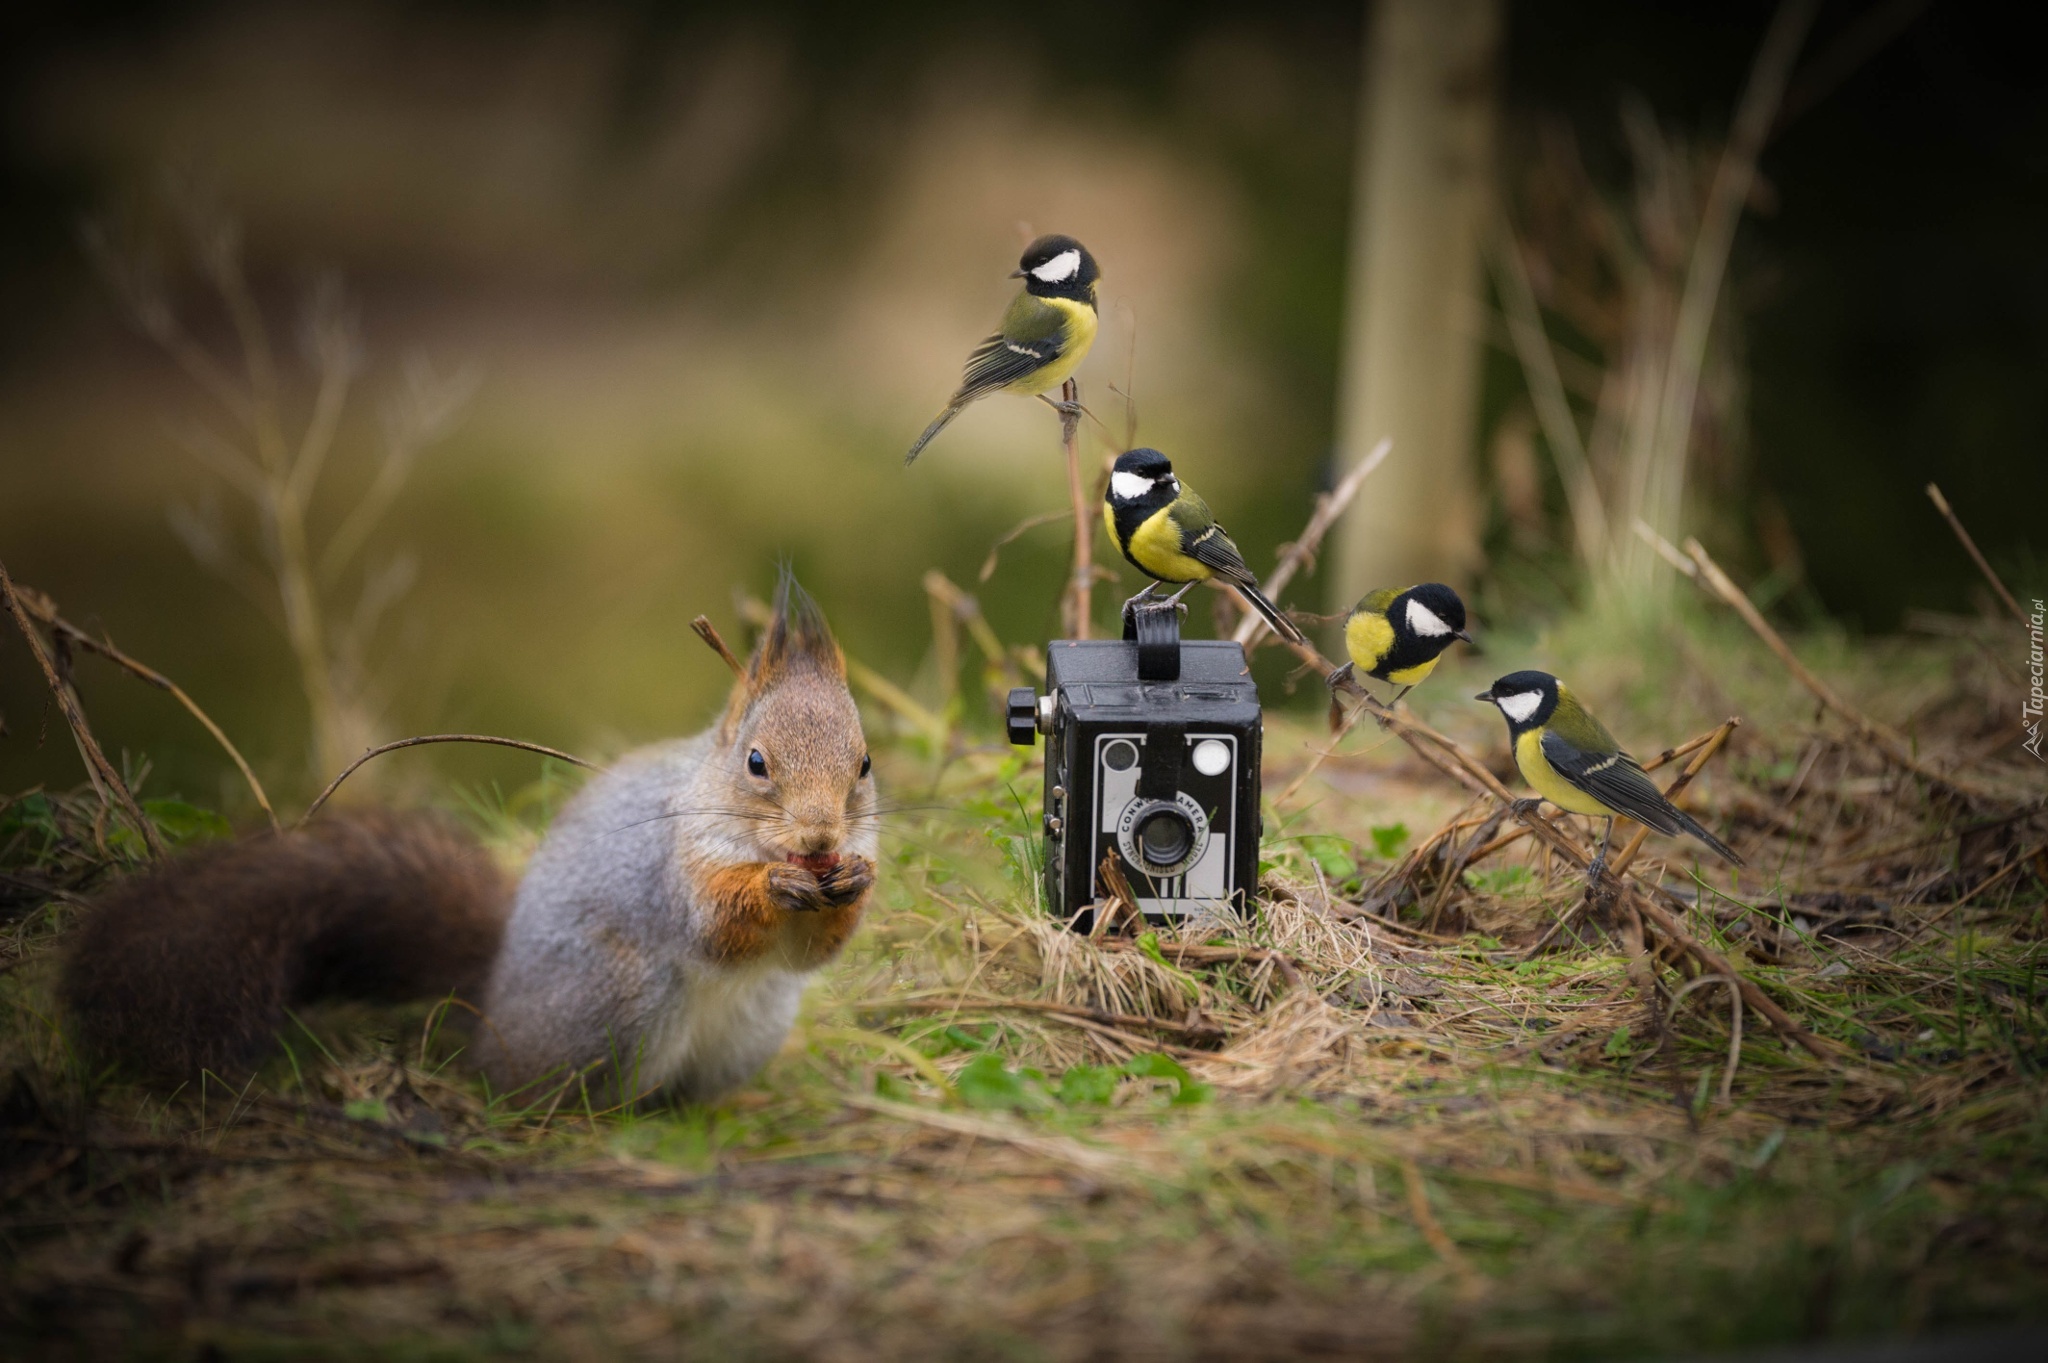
[343,1098,391,1124]
[1122,1052,1211,1105]
[1369,823,1410,860]
[1603,1026,1633,1059]
[1056,1064,1120,1106]
[954,1054,1047,1111]
[1464,865,1534,895]
[1135,932,1200,991]
[1304,835,1357,880]
[143,798,232,846]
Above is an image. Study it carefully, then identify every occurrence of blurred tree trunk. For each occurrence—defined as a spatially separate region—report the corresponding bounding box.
[1331,0,1500,612]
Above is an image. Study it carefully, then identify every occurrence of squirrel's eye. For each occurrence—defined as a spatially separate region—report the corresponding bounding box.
[859,752,872,778]
[746,749,768,777]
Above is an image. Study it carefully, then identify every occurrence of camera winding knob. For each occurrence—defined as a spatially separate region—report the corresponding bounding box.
[1005,688,1040,746]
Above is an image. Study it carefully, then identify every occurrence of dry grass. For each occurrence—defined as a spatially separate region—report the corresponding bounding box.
[2,605,2045,1360]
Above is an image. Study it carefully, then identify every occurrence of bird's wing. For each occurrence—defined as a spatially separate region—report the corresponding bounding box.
[954,293,1070,401]
[956,331,1063,400]
[1171,496,1256,586]
[1538,730,1683,835]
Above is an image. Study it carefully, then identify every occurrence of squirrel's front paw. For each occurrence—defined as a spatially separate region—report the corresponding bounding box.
[816,855,875,908]
[765,861,827,914]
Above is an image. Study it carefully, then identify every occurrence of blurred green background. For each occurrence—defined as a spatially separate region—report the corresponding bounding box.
[1,1,2041,811]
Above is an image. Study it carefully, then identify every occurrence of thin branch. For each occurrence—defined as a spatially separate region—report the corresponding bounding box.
[1488,225,1610,568]
[1232,437,1392,649]
[10,582,279,832]
[1926,484,2025,624]
[862,995,1227,1042]
[1523,718,1739,957]
[1678,535,1993,799]
[0,558,166,858]
[978,510,1068,584]
[285,284,363,509]
[301,734,597,826]
[690,616,746,677]
[1059,378,1092,638]
[1640,0,1818,555]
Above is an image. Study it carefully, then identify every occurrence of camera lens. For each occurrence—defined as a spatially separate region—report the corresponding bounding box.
[1135,807,1194,867]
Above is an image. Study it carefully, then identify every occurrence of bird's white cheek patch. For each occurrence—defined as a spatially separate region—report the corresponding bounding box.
[1110,472,1154,501]
[1030,249,1082,283]
[1406,599,1452,637]
[1496,691,1543,723]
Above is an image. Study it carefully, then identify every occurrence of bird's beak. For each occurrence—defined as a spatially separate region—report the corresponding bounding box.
[1454,630,1473,644]
[1473,687,1495,702]
[1008,268,1026,278]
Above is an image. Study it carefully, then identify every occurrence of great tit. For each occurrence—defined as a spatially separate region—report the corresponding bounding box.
[1103,447,1304,644]
[1329,583,1472,706]
[904,234,1100,465]
[1476,669,1743,882]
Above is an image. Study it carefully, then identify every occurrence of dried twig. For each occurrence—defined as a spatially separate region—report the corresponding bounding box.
[1678,535,1990,799]
[862,995,1227,1043]
[1925,484,2025,624]
[1232,437,1392,649]
[842,1093,1129,1175]
[1093,851,1143,939]
[1523,719,1740,957]
[978,509,1068,583]
[1059,378,1093,639]
[1627,890,1831,1060]
[11,580,278,831]
[1487,226,1609,568]
[1401,1158,1476,1290]
[1316,672,1830,1061]
[689,615,745,677]
[301,734,596,825]
[1100,938,1305,990]
[0,558,167,858]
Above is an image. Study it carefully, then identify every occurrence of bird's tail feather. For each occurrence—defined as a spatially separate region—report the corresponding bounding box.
[1673,809,1744,867]
[1234,582,1305,645]
[904,402,963,465]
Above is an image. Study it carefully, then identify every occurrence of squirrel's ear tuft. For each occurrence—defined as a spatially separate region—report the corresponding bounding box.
[745,570,845,696]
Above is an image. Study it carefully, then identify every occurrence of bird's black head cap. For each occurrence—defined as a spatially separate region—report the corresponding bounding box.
[1474,669,1559,729]
[1107,448,1177,510]
[1113,447,1173,479]
[1397,582,1471,643]
[1013,234,1099,300]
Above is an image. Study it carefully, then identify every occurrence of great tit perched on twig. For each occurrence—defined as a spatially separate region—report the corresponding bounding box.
[1476,669,1743,884]
[1103,447,1304,644]
[1329,583,1472,707]
[904,235,1100,465]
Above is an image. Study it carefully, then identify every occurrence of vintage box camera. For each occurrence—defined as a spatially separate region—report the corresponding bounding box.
[1007,605,1262,930]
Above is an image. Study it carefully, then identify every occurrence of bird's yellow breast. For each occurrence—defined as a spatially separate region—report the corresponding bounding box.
[1011,298,1097,396]
[1514,729,1615,817]
[1344,611,1395,673]
[1385,655,1440,687]
[1124,506,1209,584]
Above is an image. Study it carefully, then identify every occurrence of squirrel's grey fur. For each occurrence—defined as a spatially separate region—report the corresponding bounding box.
[477,732,878,1103]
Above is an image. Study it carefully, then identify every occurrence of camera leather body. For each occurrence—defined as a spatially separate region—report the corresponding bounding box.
[1021,616,1263,930]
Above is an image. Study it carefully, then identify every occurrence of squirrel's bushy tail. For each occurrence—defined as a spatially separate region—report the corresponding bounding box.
[60,811,510,1082]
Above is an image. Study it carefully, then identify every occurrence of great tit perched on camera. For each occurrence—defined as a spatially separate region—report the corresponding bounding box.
[1103,447,1305,644]
[904,234,1101,465]
[1476,669,1743,883]
[1329,583,1472,706]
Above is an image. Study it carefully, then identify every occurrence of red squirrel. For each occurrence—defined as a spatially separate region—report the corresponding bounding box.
[60,575,878,1106]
